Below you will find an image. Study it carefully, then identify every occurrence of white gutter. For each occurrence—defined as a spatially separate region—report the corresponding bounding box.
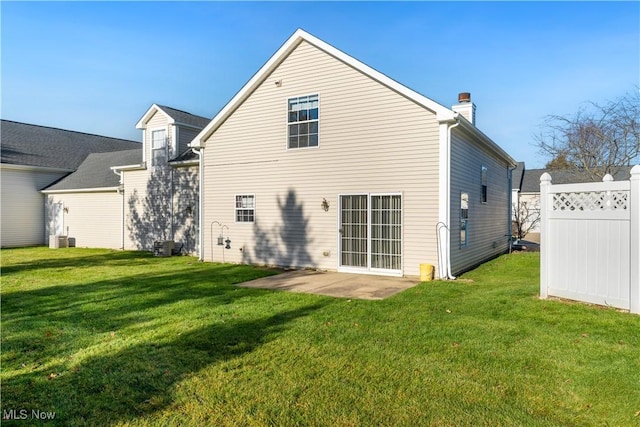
[168,160,199,167]
[41,186,120,194]
[110,163,146,172]
[2,163,74,173]
[113,168,123,184]
[192,146,204,261]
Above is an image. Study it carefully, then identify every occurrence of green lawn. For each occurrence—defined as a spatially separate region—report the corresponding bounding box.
[1,248,639,426]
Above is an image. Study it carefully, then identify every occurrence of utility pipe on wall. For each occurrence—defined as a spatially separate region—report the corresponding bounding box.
[442,119,460,280]
[191,147,204,261]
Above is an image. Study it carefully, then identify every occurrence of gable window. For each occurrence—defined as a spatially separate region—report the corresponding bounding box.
[288,94,318,149]
[235,195,255,222]
[481,165,488,203]
[151,129,167,166]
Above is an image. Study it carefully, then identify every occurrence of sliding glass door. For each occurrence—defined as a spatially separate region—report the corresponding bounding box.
[339,194,402,274]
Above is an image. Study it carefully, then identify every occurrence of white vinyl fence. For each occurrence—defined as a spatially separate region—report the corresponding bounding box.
[540,166,640,314]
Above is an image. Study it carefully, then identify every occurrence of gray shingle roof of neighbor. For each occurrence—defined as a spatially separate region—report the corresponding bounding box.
[520,166,635,193]
[43,149,142,191]
[156,105,210,129]
[1,120,141,170]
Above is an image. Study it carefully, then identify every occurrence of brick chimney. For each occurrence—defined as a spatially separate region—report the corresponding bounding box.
[452,92,476,125]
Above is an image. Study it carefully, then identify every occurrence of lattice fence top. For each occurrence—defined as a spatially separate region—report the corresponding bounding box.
[552,190,629,211]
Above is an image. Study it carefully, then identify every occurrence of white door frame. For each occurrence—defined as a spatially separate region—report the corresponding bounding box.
[337,193,403,276]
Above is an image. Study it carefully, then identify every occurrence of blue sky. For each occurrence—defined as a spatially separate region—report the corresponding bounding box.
[2,1,638,168]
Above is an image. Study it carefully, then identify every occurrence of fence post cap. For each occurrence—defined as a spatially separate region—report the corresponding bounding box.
[631,164,640,178]
[603,174,614,182]
[540,172,552,184]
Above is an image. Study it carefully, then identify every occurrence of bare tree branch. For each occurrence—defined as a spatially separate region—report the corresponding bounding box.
[536,90,640,180]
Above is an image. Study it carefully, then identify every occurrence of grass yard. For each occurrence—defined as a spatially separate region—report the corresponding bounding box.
[1,248,639,426]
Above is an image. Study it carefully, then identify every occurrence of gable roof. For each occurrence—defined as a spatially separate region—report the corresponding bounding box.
[521,166,635,193]
[42,149,142,192]
[1,119,140,170]
[136,104,210,130]
[192,28,457,147]
[191,29,515,166]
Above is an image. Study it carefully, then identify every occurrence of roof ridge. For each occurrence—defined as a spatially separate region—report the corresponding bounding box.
[156,105,210,120]
[1,119,140,144]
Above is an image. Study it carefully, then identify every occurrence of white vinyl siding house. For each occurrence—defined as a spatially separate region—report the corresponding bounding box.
[199,39,441,276]
[171,166,200,253]
[1,120,140,248]
[33,105,207,253]
[1,166,70,247]
[193,31,514,278]
[449,128,512,274]
[122,105,205,252]
[45,191,123,249]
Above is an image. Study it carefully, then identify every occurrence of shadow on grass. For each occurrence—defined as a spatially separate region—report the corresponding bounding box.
[5,303,325,426]
[0,249,154,275]
[2,255,326,425]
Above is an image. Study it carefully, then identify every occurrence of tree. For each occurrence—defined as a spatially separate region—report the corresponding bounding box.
[544,152,572,170]
[536,90,640,180]
[512,200,540,241]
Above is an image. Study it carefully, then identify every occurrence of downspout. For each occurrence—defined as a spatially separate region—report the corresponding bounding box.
[112,168,125,250]
[191,147,204,261]
[444,120,460,279]
[170,168,175,241]
[507,164,517,246]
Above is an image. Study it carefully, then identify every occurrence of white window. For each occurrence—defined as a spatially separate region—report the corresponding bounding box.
[235,195,255,222]
[481,165,488,203]
[151,129,167,166]
[288,94,318,149]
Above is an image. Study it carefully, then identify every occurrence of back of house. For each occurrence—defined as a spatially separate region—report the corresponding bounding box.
[193,29,515,278]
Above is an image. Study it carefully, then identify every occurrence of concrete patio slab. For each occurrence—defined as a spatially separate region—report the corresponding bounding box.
[236,270,419,300]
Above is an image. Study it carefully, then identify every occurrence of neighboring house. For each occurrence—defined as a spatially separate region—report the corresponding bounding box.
[511,162,525,216]
[41,104,209,253]
[513,165,635,242]
[1,120,140,247]
[191,29,517,278]
[41,149,141,249]
[120,104,208,252]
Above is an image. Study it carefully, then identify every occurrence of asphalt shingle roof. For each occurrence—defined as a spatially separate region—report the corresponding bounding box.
[170,148,199,163]
[43,149,142,191]
[156,105,210,129]
[1,120,140,170]
[520,166,634,193]
[511,162,525,191]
